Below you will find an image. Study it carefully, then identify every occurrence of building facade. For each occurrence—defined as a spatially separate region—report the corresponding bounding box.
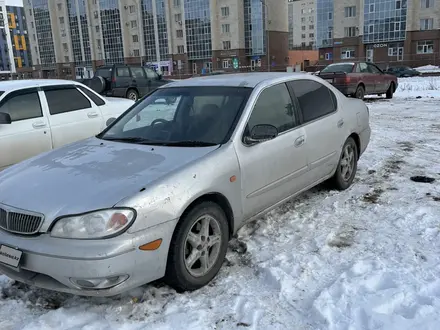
[0,0,32,75]
[317,0,440,68]
[288,0,317,49]
[23,0,289,78]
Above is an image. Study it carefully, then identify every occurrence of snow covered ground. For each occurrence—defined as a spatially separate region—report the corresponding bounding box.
[1,77,440,330]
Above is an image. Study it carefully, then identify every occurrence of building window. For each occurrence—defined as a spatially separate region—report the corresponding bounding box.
[177,45,184,54]
[173,0,180,6]
[309,24,314,29]
[176,29,183,38]
[129,5,136,13]
[309,16,314,22]
[344,6,356,17]
[420,18,433,30]
[421,0,434,8]
[64,56,69,62]
[222,24,230,33]
[175,13,181,22]
[222,59,230,68]
[341,48,355,59]
[301,33,306,38]
[221,7,229,17]
[133,49,140,56]
[369,4,375,12]
[417,40,434,54]
[301,17,305,23]
[396,0,402,9]
[59,17,64,24]
[95,25,100,32]
[368,25,374,33]
[57,3,62,10]
[130,20,137,28]
[302,26,306,30]
[344,27,357,37]
[328,12,332,20]
[309,33,314,38]
[223,40,231,50]
[132,35,139,42]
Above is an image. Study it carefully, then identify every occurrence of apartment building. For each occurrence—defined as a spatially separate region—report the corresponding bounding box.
[288,0,317,49]
[0,0,32,75]
[317,0,440,68]
[24,0,289,78]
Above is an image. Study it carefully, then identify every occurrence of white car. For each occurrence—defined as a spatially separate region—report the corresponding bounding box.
[0,79,135,170]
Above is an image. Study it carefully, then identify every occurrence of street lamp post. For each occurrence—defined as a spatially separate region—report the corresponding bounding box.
[260,0,270,72]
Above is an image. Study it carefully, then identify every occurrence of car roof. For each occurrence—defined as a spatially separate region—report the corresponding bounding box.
[162,72,313,88]
[0,79,81,92]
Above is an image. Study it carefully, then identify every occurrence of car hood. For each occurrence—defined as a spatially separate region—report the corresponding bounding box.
[0,138,218,220]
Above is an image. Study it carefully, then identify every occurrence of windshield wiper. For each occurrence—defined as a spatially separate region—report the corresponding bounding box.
[163,140,218,147]
[99,136,157,144]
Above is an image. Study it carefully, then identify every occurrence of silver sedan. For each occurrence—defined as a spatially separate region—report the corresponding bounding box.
[0,72,370,296]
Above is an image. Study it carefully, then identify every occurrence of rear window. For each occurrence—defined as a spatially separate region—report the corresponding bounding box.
[95,68,112,79]
[321,64,354,73]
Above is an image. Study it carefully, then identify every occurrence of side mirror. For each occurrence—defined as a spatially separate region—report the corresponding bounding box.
[0,112,11,124]
[106,117,116,126]
[244,124,278,144]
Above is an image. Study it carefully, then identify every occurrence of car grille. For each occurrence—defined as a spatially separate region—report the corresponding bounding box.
[0,207,43,235]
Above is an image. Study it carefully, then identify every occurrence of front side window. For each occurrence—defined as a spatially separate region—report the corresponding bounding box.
[289,80,337,123]
[44,87,92,115]
[145,67,158,79]
[0,90,41,122]
[246,83,296,136]
[99,87,252,146]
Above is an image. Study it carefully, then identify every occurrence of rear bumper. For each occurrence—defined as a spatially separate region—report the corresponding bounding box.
[359,126,371,157]
[333,84,356,96]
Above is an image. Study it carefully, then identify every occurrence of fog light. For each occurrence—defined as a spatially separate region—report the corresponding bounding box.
[70,275,129,289]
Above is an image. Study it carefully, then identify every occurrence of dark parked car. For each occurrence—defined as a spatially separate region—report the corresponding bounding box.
[317,62,398,100]
[385,66,421,77]
[79,64,173,102]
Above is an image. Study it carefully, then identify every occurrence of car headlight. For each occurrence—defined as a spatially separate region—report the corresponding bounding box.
[50,208,136,239]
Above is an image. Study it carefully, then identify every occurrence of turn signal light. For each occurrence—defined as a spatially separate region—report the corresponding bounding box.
[139,239,163,251]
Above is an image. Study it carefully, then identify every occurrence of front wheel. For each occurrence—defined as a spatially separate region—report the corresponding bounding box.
[165,201,229,292]
[330,137,358,190]
[386,83,394,99]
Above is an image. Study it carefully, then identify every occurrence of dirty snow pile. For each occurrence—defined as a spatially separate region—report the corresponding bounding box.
[1,77,440,330]
[414,64,440,73]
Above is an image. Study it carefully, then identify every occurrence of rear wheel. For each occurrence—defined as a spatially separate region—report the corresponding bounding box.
[354,85,365,100]
[165,201,229,292]
[386,83,394,99]
[330,137,358,190]
[126,89,139,101]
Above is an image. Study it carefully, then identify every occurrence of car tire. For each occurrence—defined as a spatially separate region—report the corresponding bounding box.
[165,201,229,292]
[330,137,358,191]
[126,89,139,101]
[89,76,106,94]
[355,85,365,100]
[386,83,394,99]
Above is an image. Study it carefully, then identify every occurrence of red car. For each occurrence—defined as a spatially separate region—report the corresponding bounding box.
[317,62,398,100]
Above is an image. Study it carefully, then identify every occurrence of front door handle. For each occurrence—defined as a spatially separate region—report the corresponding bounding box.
[32,121,46,129]
[337,119,344,128]
[87,112,99,118]
[294,135,305,147]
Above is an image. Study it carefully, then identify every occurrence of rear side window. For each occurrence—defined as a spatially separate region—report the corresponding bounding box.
[45,87,92,115]
[77,85,105,106]
[0,90,42,122]
[116,67,130,77]
[289,80,337,123]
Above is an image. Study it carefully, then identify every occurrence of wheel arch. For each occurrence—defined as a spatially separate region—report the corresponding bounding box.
[178,192,235,239]
[348,132,361,160]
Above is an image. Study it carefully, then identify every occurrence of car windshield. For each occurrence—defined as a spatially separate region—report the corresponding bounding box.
[321,63,354,73]
[97,86,252,146]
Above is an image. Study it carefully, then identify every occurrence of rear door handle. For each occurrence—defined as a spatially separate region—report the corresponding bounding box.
[32,121,46,129]
[294,135,305,147]
[87,112,99,118]
[337,119,344,128]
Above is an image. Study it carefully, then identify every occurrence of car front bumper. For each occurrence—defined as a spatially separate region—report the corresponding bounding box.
[0,219,177,297]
